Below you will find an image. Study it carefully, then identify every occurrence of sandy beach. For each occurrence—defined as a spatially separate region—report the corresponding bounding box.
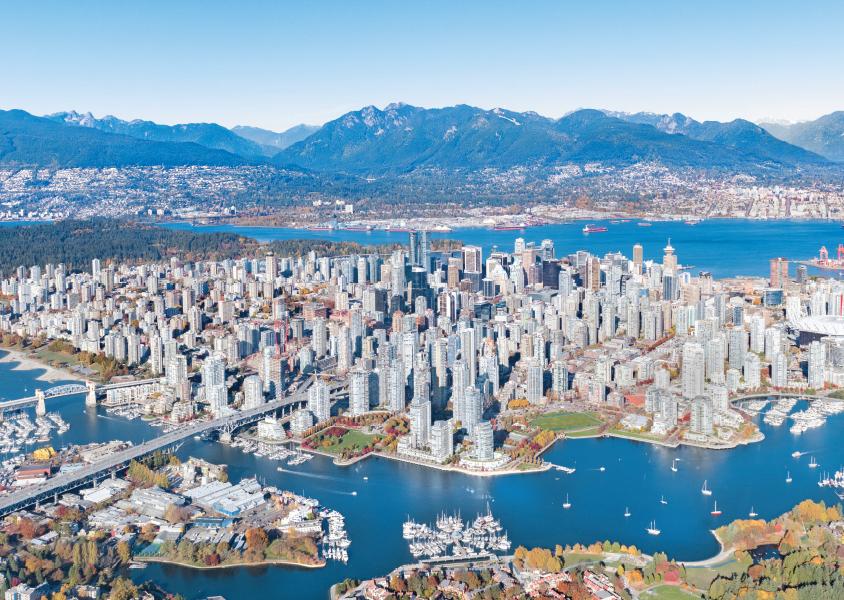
[0,347,79,384]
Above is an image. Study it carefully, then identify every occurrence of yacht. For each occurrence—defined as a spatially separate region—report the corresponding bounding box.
[646,521,661,536]
[599,466,606,472]
[791,450,804,458]
[624,507,631,518]
[711,501,722,516]
[786,471,793,483]
[701,480,712,496]
[660,495,668,505]
[562,494,571,509]
[749,507,758,518]
[809,456,819,469]
[671,459,678,473]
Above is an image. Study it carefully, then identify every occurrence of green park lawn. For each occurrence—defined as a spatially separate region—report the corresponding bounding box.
[530,411,603,432]
[320,429,378,455]
[684,557,749,591]
[642,585,702,600]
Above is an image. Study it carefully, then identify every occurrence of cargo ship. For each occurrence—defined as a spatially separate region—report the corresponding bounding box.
[492,224,525,231]
[582,224,608,233]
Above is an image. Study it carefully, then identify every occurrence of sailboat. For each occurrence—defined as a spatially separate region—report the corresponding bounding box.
[701,480,712,496]
[562,494,571,509]
[646,521,661,536]
[671,459,678,473]
[786,471,793,483]
[711,500,722,516]
[624,507,631,518]
[749,506,758,518]
[660,495,668,505]
[809,456,819,469]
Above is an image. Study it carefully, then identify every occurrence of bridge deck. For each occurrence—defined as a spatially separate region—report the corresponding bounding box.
[0,375,342,516]
[0,379,169,413]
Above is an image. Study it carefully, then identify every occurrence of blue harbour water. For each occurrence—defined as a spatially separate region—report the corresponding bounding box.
[4,219,844,598]
[163,218,844,278]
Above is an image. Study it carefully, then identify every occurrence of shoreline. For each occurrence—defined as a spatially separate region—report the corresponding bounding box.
[304,445,551,477]
[681,531,735,568]
[299,405,779,480]
[0,347,81,384]
[175,214,844,235]
[136,555,325,571]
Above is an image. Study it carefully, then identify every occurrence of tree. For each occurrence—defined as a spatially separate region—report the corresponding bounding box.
[108,578,137,600]
[116,541,131,564]
[164,504,190,524]
[17,518,37,539]
[245,528,269,552]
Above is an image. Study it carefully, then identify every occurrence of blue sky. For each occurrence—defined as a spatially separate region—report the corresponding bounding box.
[2,0,842,131]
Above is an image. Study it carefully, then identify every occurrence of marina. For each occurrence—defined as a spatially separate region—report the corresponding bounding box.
[762,397,798,427]
[788,399,844,434]
[322,509,351,563]
[224,435,314,466]
[402,506,511,560]
[0,413,69,454]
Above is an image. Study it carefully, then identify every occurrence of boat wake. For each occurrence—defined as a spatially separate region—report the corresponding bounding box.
[275,466,343,482]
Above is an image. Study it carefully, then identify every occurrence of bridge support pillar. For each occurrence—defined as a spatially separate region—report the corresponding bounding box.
[85,381,98,408]
[220,431,232,443]
[35,389,46,417]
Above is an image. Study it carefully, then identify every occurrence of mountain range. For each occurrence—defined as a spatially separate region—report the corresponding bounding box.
[604,111,822,165]
[231,124,320,153]
[45,111,318,158]
[1,104,843,178]
[274,104,827,174]
[759,113,844,162]
[0,109,249,168]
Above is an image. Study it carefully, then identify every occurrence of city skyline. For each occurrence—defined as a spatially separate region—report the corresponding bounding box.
[3,1,844,130]
[4,2,844,598]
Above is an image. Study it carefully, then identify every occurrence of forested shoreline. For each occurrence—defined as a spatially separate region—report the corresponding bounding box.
[0,220,460,272]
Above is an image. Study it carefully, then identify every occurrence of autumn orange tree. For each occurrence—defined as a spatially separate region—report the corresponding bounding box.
[246,527,269,549]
